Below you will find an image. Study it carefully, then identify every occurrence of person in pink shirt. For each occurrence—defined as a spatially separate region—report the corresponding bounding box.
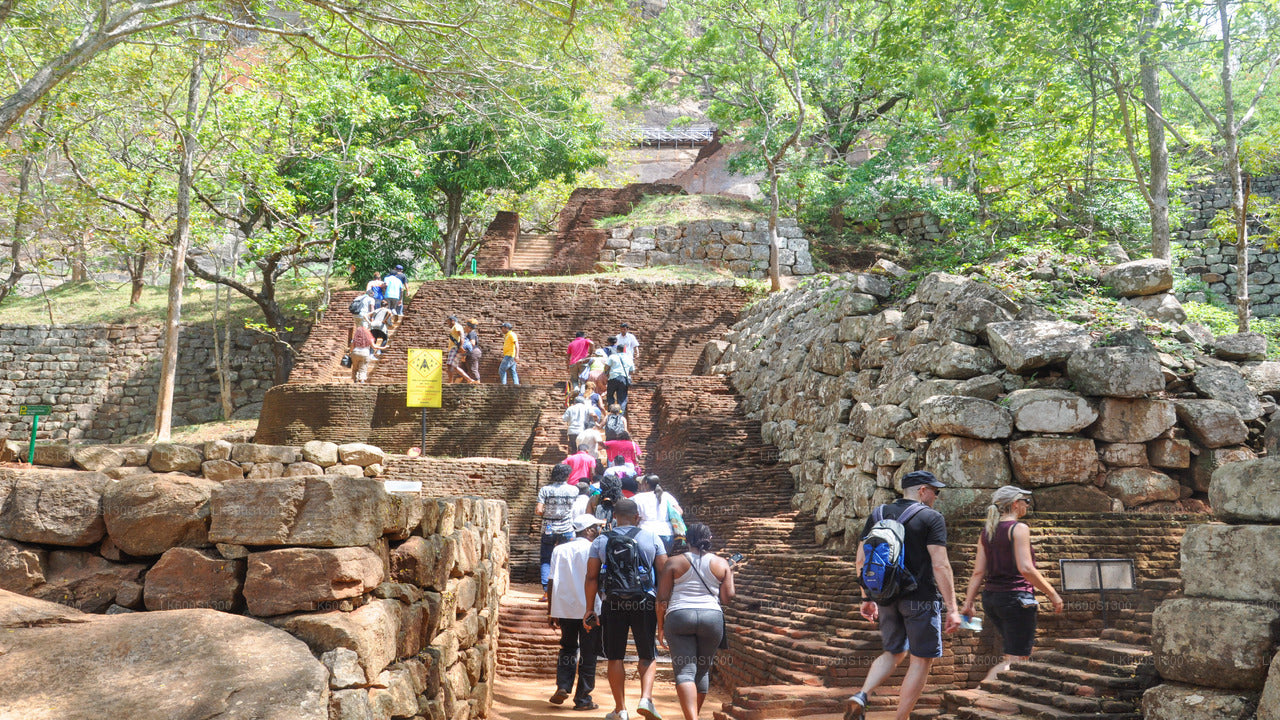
[564,447,597,486]
[566,332,594,394]
[601,431,641,471]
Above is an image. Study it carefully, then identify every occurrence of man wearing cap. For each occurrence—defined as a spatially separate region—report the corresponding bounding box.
[617,322,639,369]
[547,513,607,711]
[464,318,483,383]
[383,266,405,317]
[846,470,961,720]
[499,322,520,385]
[444,316,471,383]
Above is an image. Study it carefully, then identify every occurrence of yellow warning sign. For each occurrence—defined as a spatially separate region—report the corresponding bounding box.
[406,349,443,408]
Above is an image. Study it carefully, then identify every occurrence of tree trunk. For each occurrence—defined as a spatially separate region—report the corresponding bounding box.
[212,278,234,420]
[1215,0,1249,332]
[1141,1,1171,261]
[0,155,33,305]
[442,190,464,277]
[767,167,782,293]
[129,251,147,304]
[154,47,204,441]
[71,228,89,282]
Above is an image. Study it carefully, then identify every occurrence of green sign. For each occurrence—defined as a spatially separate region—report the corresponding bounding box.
[18,405,51,416]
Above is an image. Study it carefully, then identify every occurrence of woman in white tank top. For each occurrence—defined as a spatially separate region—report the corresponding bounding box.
[656,523,736,720]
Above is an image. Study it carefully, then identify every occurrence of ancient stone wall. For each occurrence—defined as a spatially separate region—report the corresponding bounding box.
[1174,174,1280,316]
[601,216,815,278]
[1143,457,1280,720]
[844,209,950,245]
[0,444,507,720]
[0,323,305,443]
[708,269,1278,549]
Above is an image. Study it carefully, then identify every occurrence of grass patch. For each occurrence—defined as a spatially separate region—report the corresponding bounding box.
[0,278,326,327]
[597,194,766,229]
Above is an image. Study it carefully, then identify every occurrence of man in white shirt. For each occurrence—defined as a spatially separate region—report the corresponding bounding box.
[547,514,606,711]
[617,322,639,367]
[605,348,636,415]
[562,395,594,452]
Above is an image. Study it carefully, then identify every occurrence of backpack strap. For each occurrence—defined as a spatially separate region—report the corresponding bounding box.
[896,502,927,526]
[871,505,886,523]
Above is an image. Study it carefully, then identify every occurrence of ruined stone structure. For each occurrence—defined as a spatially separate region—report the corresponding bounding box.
[0,323,304,443]
[1175,173,1280,316]
[600,216,815,278]
[0,441,507,720]
[1143,457,1280,719]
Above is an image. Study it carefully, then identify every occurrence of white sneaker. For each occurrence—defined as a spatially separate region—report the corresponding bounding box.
[604,711,628,720]
[636,698,661,720]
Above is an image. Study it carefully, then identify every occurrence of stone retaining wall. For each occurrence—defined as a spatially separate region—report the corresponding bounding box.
[1143,457,1280,720]
[0,323,306,443]
[601,217,815,278]
[707,270,1277,548]
[0,442,507,720]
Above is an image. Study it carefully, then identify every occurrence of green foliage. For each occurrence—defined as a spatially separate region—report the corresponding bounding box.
[1184,300,1280,358]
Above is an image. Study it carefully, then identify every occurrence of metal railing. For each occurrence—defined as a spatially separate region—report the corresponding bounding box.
[604,125,716,147]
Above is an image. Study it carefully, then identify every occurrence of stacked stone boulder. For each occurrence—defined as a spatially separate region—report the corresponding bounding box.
[601,216,815,278]
[1142,457,1280,719]
[0,441,508,720]
[705,267,1277,548]
[1103,258,1187,323]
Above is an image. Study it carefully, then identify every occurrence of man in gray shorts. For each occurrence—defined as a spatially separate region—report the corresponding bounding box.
[846,470,962,720]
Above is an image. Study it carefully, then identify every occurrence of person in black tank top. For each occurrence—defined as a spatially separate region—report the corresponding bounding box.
[960,485,1064,683]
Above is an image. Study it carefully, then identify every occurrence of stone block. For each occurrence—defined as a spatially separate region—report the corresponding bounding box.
[1067,347,1165,398]
[1008,437,1098,486]
[148,443,202,473]
[0,538,46,593]
[323,647,366,690]
[1101,258,1173,296]
[390,535,455,591]
[918,395,1012,440]
[1006,389,1097,433]
[1175,399,1248,449]
[274,598,402,683]
[0,468,108,546]
[1104,467,1180,506]
[201,459,244,481]
[326,464,366,478]
[1148,438,1191,469]
[1152,597,1280,690]
[231,443,298,465]
[209,476,389,548]
[204,439,233,461]
[1215,332,1268,361]
[1032,484,1114,512]
[986,321,1092,373]
[31,550,146,613]
[284,461,323,477]
[1192,445,1255,493]
[1143,683,1259,720]
[1192,365,1264,421]
[1123,292,1187,322]
[329,689,373,720]
[244,547,384,617]
[1182,523,1280,602]
[865,405,912,439]
[72,446,124,472]
[1209,458,1280,522]
[929,342,998,380]
[1090,398,1176,443]
[1098,442,1148,467]
[102,473,218,556]
[303,441,340,467]
[143,547,245,612]
[924,436,1010,488]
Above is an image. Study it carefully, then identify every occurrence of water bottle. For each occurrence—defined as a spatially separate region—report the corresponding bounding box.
[960,614,983,632]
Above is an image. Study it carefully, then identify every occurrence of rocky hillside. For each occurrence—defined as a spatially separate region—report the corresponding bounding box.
[701,261,1280,549]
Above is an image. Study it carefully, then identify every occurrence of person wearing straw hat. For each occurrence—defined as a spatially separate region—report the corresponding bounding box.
[960,485,1065,683]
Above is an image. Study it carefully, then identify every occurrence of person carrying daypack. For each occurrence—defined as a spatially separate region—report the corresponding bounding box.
[584,498,668,720]
[844,471,962,720]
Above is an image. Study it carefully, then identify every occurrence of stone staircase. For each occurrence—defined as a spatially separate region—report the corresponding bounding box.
[497,583,562,679]
[509,234,559,273]
[924,630,1157,720]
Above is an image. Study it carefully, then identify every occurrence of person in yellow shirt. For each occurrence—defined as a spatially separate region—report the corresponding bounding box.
[500,322,521,385]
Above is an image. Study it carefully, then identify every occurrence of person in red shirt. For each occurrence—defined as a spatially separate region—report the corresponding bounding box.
[564,447,597,486]
[602,431,641,471]
[566,332,594,394]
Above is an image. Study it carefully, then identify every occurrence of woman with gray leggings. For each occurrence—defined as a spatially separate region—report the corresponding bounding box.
[657,523,736,720]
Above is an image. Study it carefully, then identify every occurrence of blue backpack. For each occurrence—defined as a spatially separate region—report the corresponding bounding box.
[859,503,925,603]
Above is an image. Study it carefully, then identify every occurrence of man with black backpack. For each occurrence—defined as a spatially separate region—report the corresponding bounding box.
[584,498,668,720]
[845,470,962,720]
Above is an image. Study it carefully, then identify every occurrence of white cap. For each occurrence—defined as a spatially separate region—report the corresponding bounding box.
[572,514,606,533]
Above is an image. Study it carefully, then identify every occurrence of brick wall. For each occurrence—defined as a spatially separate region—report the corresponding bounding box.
[0,323,306,443]
[256,383,556,458]
[474,211,520,272]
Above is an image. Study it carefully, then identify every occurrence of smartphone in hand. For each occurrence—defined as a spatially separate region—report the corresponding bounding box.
[729,552,745,567]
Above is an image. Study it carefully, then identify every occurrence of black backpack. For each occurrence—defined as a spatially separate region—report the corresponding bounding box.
[348,297,364,314]
[602,527,652,599]
[605,414,626,439]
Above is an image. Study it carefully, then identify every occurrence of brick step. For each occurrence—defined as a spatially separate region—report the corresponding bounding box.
[996,663,1144,696]
[1048,639,1150,667]
[940,688,1143,720]
[713,685,940,720]
[975,679,1137,716]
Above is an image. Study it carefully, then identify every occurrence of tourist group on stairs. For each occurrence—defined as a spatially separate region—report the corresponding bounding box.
[844,477,1064,720]
[344,265,407,382]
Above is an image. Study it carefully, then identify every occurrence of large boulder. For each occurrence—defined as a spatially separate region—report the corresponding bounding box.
[72,446,125,473]
[1148,438,1192,469]
[917,395,1012,440]
[1192,365,1264,421]
[273,598,402,683]
[1182,523,1280,602]
[1143,683,1260,720]
[1211,459,1280,523]
[0,538,47,593]
[929,342,999,380]
[231,443,299,465]
[1103,467,1180,506]
[0,591,329,720]
[302,440,340,468]
[1242,361,1280,395]
[148,443,203,473]
[1008,437,1098,486]
[31,550,146,613]
[337,443,386,468]
[101,474,219,556]
[1067,347,1165,398]
[1175,399,1249,449]
[1101,258,1173,297]
[932,296,1013,339]
[1006,389,1097,434]
[986,321,1093,373]
[924,436,1010,489]
[1090,398,1176,443]
[1262,651,1280,720]
[390,535,456,591]
[1152,597,1280,690]
[144,547,245,612]
[243,547,384,617]
[1123,292,1186,322]
[1215,332,1268,361]
[1192,445,1256,493]
[0,468,108,546]
[209,476,389,548]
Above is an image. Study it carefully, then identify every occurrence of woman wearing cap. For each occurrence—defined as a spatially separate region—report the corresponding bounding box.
[960,485,1064,682]
[656,522,734,720]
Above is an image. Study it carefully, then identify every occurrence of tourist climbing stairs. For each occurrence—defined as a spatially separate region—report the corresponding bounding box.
[923,630,1156,720]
